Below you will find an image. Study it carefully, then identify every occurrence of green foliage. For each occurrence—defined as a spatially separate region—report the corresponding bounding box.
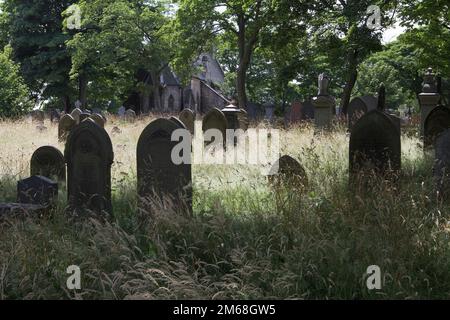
[355,37,422,111]
[0,46,33,118]
[2,0,74,106]
[65,0,173,108]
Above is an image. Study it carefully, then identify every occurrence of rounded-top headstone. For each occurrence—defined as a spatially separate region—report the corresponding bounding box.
[202,108,227,145]
[71,108,82,124]
[65,120,114,215]
[179,109,195,134]
[58,114,76,141]
[90,113,106,128]
[349,110,401,178]
[268,155,308,191]
[30,146,66,182]
[424,105,450,149]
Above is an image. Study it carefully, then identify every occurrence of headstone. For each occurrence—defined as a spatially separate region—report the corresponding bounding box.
[170,116,186,129]
[349,110,401,180]
[263,103,275,122]
[90,113,106,128]
[290,101,302,124]
[65,120,114,215]
[137,118,192,209]
[125,109,136,123]
[202,108,227,145]
[435,129,450,198]
[312,73,335,129]
[71,108,82,124]
[419,68,441,136]
[179,109,195,134]
[347,96,378,129]
[118,106,126,117]
[424,105,450,149]
[17,176,58,206]
[268,155,308,192]
[30,146,66,182]
[58,114,76,142]
[301,101,315,120]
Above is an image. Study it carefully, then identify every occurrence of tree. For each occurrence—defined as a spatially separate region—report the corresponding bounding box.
[0,46,33,118]
[354,36,422,111]
[309,1,397,115]
[174,0,311,110]
[2,0,74,111]
[65,0,173,111]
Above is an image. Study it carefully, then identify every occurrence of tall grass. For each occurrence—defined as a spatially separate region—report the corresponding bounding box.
[1,117,450,299]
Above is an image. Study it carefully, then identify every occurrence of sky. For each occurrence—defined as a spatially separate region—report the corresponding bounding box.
[382,23,406,44]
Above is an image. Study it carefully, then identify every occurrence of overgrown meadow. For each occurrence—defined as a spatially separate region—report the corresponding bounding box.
[1,116,450,300]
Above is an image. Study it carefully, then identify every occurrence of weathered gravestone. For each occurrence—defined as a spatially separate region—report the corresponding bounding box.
[179,109,195,134]
[17,176,58,206]
[202,108,227,146]
[290,101,302,124]
[349,110,401,180]
[125,109,136,123]
[71,108,82,124]
[137,118,192,210]
[423,105,450,149]
[312,73,335,129]
[434,129,450,198]
[419,68,441,136]
[347,96,378,129]
[170,116,186,129]
[30,146,66,182]
[58,114,77,141]
[65,120,114,215]
[268,155,308,192]
[90,113,106,128]
[222,103,242,130]
[301,100,315,120]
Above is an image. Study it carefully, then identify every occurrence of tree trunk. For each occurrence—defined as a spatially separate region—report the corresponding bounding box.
[79,73,88,109]
[63,95,71,113]
[340,50,359,115]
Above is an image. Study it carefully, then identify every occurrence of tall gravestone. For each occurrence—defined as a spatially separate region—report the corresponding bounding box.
[349,110,401,180]
[290,101,302,124]
[419,68,441,136]
[312,73,335,129]
[435,129,450,198]
[301,100,315,120]
[125,109,137,123]
[30,146,66,182]
[424,105,450,149]
[202,108,227,146]
[179,109,195,134]
[347,95,378,129]
[90,113,105,128]
[58,114,76,141]
[65,120,114,215]
[137,118,192,210]
[71,108,82,124]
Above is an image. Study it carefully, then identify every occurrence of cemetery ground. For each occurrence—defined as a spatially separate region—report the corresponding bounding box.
[1,117,450,300]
